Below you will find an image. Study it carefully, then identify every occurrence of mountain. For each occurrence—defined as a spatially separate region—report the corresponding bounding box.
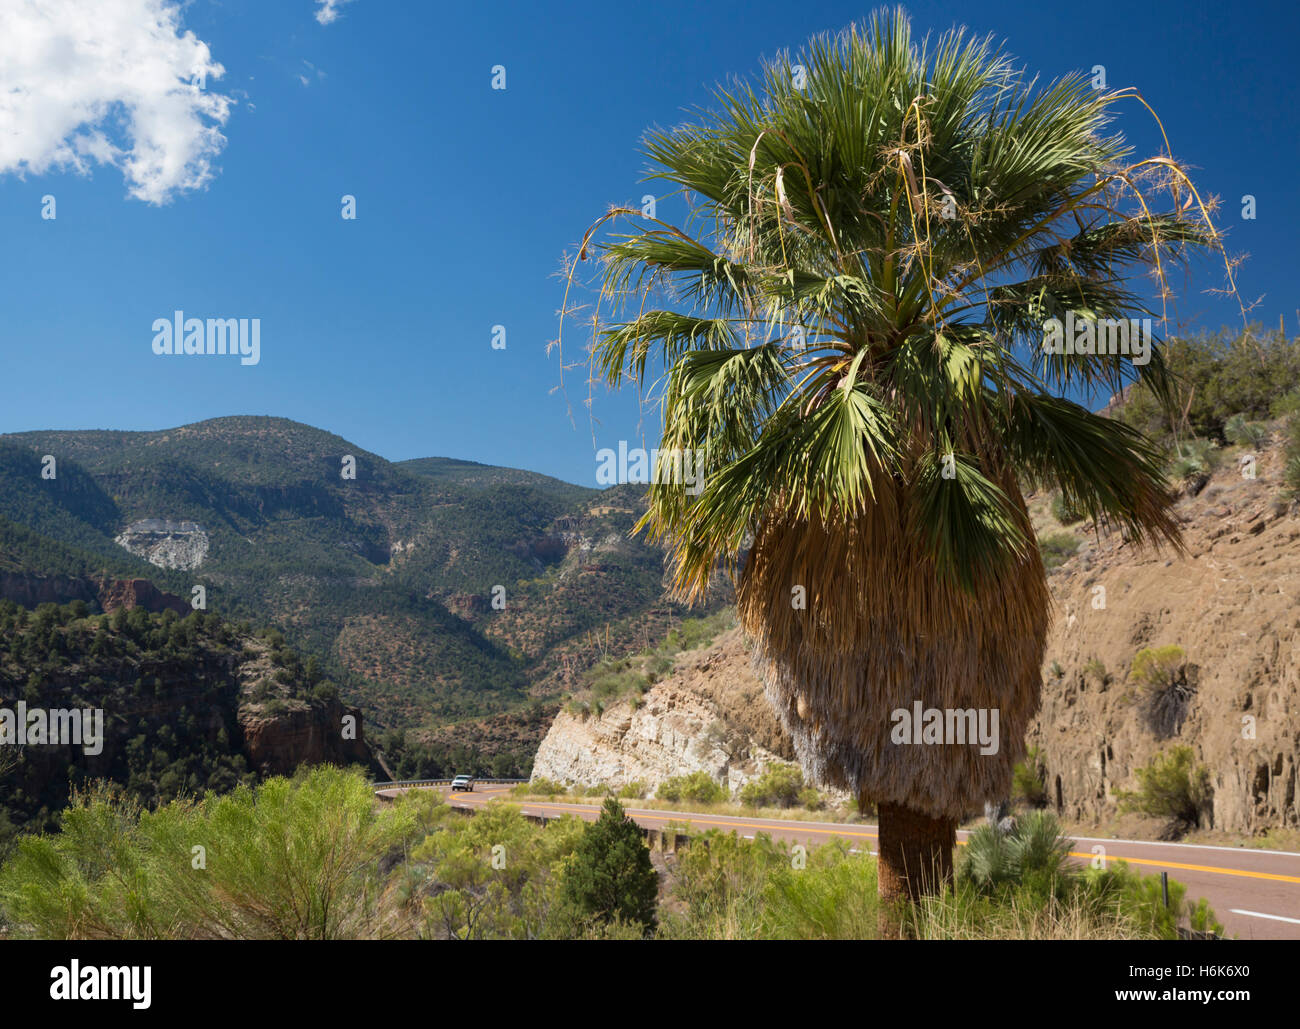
[398,455,592,495]
[0,416,719,734]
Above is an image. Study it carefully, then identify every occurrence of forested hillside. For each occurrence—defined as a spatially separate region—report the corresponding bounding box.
[0,600,370,857]
[0,417,719,734]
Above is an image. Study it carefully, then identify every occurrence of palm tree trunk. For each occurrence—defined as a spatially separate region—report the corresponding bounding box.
[876,800,956,937]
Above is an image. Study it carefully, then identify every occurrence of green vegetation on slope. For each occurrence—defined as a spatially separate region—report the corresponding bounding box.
[0,766,1221,940]
[0,598,364,856]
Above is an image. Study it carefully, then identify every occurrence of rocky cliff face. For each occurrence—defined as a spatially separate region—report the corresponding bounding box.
[0,571,190,615]
[1028,445,1299,834]
[229,640,372,776]
[239,699,369,775]
[532,628,799,796]
[96,578,191,615]
[532,452,1300,833]
[114,519,209,570]
[0,572,98,609]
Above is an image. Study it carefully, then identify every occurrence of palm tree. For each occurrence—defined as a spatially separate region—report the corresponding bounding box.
[562,9,1226,918]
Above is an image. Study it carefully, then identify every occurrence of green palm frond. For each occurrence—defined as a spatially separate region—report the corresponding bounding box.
[570,8,1223,606]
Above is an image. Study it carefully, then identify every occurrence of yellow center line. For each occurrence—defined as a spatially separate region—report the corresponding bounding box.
[450,794,1300,886]
[1062,852,1300,884]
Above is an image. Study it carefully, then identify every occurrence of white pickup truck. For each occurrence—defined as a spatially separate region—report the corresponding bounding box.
[450,775,475,792]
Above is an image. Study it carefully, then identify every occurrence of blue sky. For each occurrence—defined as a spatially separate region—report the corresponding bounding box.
[0,0,1295,487]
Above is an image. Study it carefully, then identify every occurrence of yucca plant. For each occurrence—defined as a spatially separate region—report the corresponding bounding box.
[1223,413,1267,449]
[959,810,1072,893]
[562,8,1227,921]
[1285,455,1300,499]
[1167,436,1219,483]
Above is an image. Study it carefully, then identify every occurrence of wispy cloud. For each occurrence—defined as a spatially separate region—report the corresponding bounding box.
[0,0,232,204]
[296,60,328,87]
[314,0,357,25]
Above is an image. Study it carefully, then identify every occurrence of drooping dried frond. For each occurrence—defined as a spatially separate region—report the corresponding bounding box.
[739,468,1050,819]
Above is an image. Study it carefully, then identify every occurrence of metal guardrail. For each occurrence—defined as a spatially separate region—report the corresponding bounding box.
[371,778,527,789]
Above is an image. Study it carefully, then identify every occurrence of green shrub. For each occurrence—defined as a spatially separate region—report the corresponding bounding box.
[1038,532,1078,571]
[1285,456,1300,501]
[527,777,567,796]
[1114,326,1300,442]
[1078,860,1221,939]
[760,840,877,939]
[588,660,650,708]
[1130,645,1185,687]
[1050,492,1083,525]
[659,831,787,938]
[1115,746,1211,830]
[1283,414,1300,499]
[738,764,804,808]
[617,781,647,800]
[1271,388,1300,419]
[1187,895,1225,936]
[659,609,737,656]
[661,824,1223,940]
[1011,746,1048,808]
[408,798,586,940]
[657,771,727,805]
[560,798,658,934]
[0,767,418,939]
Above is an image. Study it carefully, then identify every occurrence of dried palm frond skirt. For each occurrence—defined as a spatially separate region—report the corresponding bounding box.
[738,484,1051,822]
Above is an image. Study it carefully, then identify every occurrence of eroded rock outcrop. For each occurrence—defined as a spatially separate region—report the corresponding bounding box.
[96,577,190,615]
[239,698,369,776]
[532,628,799,796]
[115,518,209,570]
[0,571,190,615]
[1028,445,1300,834]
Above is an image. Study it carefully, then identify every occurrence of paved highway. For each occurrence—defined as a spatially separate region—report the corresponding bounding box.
[376,784,1300,940]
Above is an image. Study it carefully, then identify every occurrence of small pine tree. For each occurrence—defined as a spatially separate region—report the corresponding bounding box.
[561,797,658,934]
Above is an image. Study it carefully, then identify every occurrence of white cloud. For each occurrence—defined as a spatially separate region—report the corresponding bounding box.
[314,0,357,25]
[0,0,232,204]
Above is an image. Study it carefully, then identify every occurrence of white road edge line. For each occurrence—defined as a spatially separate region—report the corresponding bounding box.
[1228,909,1300,924]
[1059,835,1300,858]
